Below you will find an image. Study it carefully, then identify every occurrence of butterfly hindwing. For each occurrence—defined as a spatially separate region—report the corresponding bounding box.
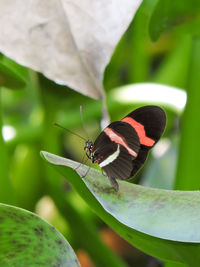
[102,146,133,180]
[130,148,149,177]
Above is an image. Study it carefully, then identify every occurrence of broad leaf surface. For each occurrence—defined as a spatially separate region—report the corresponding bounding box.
[0,0,142,98]
[0,203,80,267]
[41,151,200,265]
[149,0,200,41]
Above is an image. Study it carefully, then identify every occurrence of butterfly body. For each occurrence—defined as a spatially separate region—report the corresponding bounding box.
[84,106,166,191]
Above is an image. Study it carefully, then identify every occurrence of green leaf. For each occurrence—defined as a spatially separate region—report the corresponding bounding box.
[11,145,43,210]
[0,91,13,204]
[149,0,200,41]
[175,37,200,190]
[0,203,80,266]
[0,56,26,89]
[41,151,200,265]
[153,35,192,89]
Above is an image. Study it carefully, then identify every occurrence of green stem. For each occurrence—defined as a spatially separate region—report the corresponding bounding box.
[154,35,191,88]
[165,36,200,267]
[175,37,200,190]
[0,89,13,204]
[129,6,151,83]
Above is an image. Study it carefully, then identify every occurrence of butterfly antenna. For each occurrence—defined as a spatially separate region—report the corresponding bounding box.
[54,123,87,142]
[80,106,90,140]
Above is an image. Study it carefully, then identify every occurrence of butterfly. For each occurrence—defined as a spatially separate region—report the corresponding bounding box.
[84,105,166,191]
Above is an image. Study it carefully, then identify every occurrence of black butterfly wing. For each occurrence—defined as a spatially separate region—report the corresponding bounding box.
[107,121,140,156]
[102,146,133,180]
[93,132,119,166]
[130,148,149,177]
[92,106,166,190]
[122,105,166,148]
[121,105,166,177]
[93,121,140,181]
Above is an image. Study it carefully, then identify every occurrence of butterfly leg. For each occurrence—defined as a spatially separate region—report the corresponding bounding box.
[108,176,119,191]
[101,169,106,176]
[81,166,91,178]
[74,153,88,171]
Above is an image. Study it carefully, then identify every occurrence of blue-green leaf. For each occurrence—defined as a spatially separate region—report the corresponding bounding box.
[0,203,80,267]
[41,151,200,265]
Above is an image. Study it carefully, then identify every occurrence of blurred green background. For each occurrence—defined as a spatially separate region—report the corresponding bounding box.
[1,0,200,266]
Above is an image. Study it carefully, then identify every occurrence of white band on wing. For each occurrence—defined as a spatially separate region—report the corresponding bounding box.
[99,144,120,168]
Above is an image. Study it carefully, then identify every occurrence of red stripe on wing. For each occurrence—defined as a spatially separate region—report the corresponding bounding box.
[122,117,155,147]
[104,127,138,157]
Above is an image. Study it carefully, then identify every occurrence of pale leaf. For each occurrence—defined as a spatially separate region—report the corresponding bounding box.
[0,0,142,98]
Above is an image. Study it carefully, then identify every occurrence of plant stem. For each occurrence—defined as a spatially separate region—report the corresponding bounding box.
[175,36,200,190]
[0,88,13,204]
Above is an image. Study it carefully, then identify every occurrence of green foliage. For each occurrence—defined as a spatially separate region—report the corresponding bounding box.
[0,203,79,266]
[1,1,200,266]
[149,0,200,41]
[0,56,26,89]
[175,38,200,190]
[41,152,200,265]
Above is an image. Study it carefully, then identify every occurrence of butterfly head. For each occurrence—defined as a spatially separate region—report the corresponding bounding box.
[84,140,93,158]
[84,140,93,150]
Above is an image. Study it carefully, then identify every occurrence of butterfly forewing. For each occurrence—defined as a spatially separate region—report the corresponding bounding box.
[93,132,118,164]
[121,105,167,178]
[122,105,166,148]
[107,121,141,155]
